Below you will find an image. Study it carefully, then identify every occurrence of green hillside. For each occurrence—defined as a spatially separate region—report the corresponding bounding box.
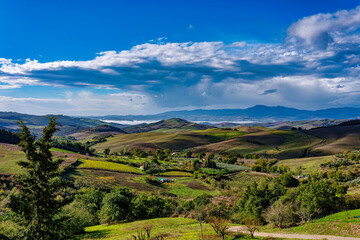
[0,112,106,136]
[0,143,25,174]
[263,209,360,238]
[124,118,213,133]
[193,129,322,159]
[92,128,250,153]
[73,218,227,240]
[70,124,127,141]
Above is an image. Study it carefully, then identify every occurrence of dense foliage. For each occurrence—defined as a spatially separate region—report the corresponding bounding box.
[8,117,70,240]
[0,129,20,144]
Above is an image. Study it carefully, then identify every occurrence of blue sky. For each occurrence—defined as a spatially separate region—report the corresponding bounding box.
[1,0,360,115]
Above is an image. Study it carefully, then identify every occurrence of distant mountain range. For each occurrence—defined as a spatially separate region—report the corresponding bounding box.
[90,105,360,122]
[0,112,106,136]
[1,105,359,137]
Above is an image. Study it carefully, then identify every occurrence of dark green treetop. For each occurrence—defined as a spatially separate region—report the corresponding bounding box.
[9,116,70,240]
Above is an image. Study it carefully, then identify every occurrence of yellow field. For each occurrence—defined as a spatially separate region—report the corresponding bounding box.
[78,159,143,174]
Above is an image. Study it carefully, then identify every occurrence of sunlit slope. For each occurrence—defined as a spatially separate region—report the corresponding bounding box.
[92,128,250,152]
[124,118,213,133]
[70,124,127,141]
[307,122,360,154]
[193,130,322,159]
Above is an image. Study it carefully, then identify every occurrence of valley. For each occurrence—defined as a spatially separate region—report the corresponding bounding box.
[1,114,360,239]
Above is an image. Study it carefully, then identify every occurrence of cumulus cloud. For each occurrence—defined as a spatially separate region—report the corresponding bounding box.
[0,5,360,114]
[287,6,360,48]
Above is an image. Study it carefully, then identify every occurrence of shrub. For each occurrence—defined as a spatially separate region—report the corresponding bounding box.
[75,187,105,220]
[193,194,212,208]
[264,201,299,228]
[60,203,95,237]
[0,220,25,240]
[132,194,176,219]
[233,180,286,221]
[145,177,162,186]
[297,180,345,216]
[277,173,299,188]
[99,187,135,223]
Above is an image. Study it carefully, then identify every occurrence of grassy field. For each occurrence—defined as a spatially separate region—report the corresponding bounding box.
[0,144,25,174]
[275,155,335,174]
[263,209,360,237]
[130,175,216,199]
[78,159,143,174]
[72,170,216,199]
[308,124,360,154]
[158,171,193,177]
[72,217,253,240]
[216,162,250,172]
[90,125,360,159]
[50,147,77,154]
[193,129,322,159]
[92,128,253,153]
[163,177,216,198]
[73,169,158,190]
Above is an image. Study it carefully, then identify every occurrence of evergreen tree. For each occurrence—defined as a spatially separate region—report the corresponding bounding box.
[8,117,70,240]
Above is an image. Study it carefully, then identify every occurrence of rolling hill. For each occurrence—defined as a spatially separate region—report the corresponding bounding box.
[123,118,213,133]
[92,127,249,153]
[306,120,360,154]
[0,112,108,136]
[192,128,322,159]
[91,119,360,159]
[70,124,127,141]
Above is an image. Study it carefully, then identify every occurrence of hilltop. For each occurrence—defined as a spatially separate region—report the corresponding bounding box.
[123,118,213,133]
[306,119,360,154]
[0,112,109,136]
[69,124,127,141]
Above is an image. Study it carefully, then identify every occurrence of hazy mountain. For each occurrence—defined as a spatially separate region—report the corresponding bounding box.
[0,112,107,136]
[90,105,360,122]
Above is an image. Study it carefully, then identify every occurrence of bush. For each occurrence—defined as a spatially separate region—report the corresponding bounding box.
[193,194,212,208]
[145,177,162,186]
[232,180,286,221]
[264,201,299,228]
[297,180,345,216]
[230,211,247,224]
[99,187,135,223]
[277,173,299,188]
[60,203,95,237]
[75,187,105,221]
[0,220,24,240]
[132,194,176,219]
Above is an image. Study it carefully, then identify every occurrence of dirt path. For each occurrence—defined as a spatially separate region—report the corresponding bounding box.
[228,226,360,240]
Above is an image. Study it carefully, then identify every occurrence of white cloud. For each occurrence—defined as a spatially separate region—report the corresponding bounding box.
[287,6,360,48]
[0,91,156,116]
[0,5,360,114]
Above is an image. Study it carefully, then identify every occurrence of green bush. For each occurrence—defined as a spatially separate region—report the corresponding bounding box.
[297,180,346,215]
[75,187,105,221]
[277,173,299,188]
[132,194,176,219]
[0,220,25,240]
[99,187,135,223]
[59,203,95,237]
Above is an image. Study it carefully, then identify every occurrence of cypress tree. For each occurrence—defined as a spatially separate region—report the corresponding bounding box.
[9,117,70,240]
